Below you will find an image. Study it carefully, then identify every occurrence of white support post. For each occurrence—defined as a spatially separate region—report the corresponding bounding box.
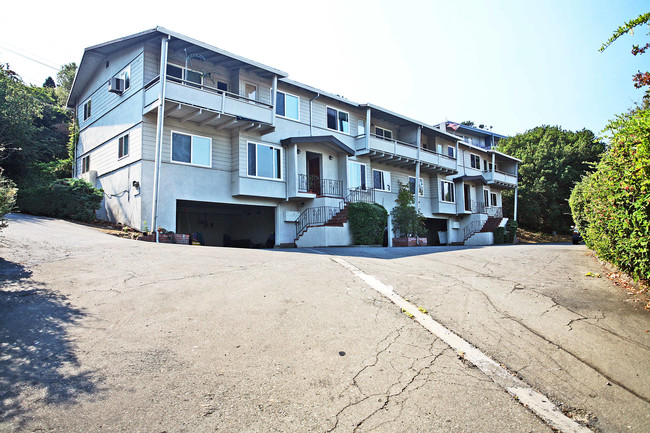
[492,153,495,174]
[415,127,422,245]
[271,75,278,126]
[151,35,170,243]
[387,214,393,247]
[365,108,371,150]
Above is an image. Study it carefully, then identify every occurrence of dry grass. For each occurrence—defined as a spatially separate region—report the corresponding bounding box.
[516,228,572,244]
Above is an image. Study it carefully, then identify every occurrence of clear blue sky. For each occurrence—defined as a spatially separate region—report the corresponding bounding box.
[2,0,648,136]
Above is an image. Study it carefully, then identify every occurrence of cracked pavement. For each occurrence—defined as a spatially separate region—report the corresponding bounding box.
[0,215,647,432]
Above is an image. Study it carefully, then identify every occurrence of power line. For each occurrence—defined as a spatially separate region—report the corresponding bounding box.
[0,44,60,71]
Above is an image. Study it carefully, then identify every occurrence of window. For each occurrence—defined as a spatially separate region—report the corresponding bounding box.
[349,162,366,190]
[244,82,257,100]
[357,119,365,136]
[275,91,300,120]
[409,176,424,196]
[171,132,211,167]
[447,146,455,158]
[373,169,391,192]
[81,155,90,174]
[484,189,490,206]
[441,181,455,203]
[247,142,282,179]
[119,65,130,90]
[166,63,202,87]
[118,134,129,159]
[327,107,349,133]
[217,81,228,92]
[375,126,393,140]
[83,99,91,121]
[470,154,481,169]
[490,192,498,207]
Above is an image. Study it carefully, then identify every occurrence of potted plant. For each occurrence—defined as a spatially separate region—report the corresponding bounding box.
[391,182,427,246]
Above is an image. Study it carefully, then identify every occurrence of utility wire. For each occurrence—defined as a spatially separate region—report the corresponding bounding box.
[0,44,60,71]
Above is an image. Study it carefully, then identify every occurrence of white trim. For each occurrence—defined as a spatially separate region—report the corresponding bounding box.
[166,62,203,86]
[83,98,92,121]
[326,105,350,134]
[470,153,481,170]
[348,161,368,190]
[441,180,455,203]
[170,130,212,168]
[118,133,129,160]
[119,64,131,91]
[409,176,424,197]
[372,169,391,192]
[375,126,393,140]
[247,140,283,181]
[275,90,300,121]
[81,155,90,174]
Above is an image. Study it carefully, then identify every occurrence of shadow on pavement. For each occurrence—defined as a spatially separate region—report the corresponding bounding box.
[0,259,100,426]
[269,244,496,260]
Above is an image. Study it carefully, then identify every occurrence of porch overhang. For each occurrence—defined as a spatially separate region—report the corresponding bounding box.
[453,175,487,185]
[280,135,354,156]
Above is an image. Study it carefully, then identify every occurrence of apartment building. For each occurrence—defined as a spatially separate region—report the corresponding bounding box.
[67,27,519,248]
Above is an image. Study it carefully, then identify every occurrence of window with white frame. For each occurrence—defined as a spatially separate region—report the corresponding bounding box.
[372,169,391,192]
[447,146,455,158]
[244,82,257,101]
[118,134,129,159]
[491,192,498,207]
[119,65,130,91]
[470,154,481,169]
[167,63,202,87]
[484,188,490,206]
[83,99,91,121]
[327,107,349,133]
[375,126,393,140]
[247,142,282,179]
[357,119,365,136]
[409,176,424,196]
[275,91,299,120]
[81,155,90,174]
[171,131,211,167]
[483,159,493,171]
[349,162,366,190]
[441,180,455,203]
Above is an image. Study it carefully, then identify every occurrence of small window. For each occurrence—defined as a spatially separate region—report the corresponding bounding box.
[357,119,365,136]
[470,154,481,169]
[327,107,350,133]
[490,192,498,207]
[217,81,228,92]
[81,155,90,174]
[185,69,202,87]
[166,64,183,81]
[373,169,391,192]
[118,134,129,159]
[484,189,490,206]
[441,181,455,202]
[275,91,299,120]
[349,162,366,190]
[83,99,91,121]
[375,127,393,140]
[171,131,211,167]
[409,176,424,196]
[247,142,282,179]
[447,146,455,158]
[118,65,131,90]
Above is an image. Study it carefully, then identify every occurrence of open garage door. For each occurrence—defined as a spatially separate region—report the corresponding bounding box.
[425,218,448,246]
[176,200,275,248]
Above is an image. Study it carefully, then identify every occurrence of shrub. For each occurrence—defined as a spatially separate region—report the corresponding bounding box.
[505,220,518,243]
[0,174,17,229]
[17,178,103,222]
[570,107,650,281]
[493,227,505,244]
[347,202,388,245]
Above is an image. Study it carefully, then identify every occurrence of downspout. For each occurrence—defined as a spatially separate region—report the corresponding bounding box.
[514,162,519,222]
[151,35,170,243]
[71,109,77,178]
[309,93,321,136]
[491,152,495,175]
[271,75,278,126]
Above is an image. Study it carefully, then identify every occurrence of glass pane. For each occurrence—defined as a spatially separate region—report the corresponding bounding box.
[257,144,274,178]
[123,69,130,89]
[275,92,285,116]
[358,119,365,135]
[409,178,416,195]
[274,148,282,179]
[167,64,183,80]
[447,146,454,157]
[286,94,299,120]
[217,81,228,91]
[385,130,393,140]
[327,108,337,130]
[186,69,202,87]
[248,143,256,176]
[373,170,382,190]
[339,112,349,133]
[172,132,191,163]
[360,164,366,189]
[245,83,257,100]
[349,163,361,189]
[385,172,391,191]
[419,178,424,196]
[192,136,211,166]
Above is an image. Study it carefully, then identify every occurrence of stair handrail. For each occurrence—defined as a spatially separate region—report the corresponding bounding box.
[295,206,339,239]
[463,220,483,242]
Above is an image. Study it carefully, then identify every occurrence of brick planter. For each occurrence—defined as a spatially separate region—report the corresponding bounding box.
[393,237,428,247]
[139,233,189,244]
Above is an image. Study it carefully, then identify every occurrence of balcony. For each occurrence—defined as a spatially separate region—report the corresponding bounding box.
[143,76,274,126]
[298,174,344,198]
[482,170,517,188]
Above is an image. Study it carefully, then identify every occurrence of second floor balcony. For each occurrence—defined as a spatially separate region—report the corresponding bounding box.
[482,169,517,188]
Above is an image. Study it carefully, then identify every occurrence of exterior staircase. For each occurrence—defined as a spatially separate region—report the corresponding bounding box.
[295,204,348,241]
[480,216,503,233]
[462,216,504,245]
[324,206,348,227]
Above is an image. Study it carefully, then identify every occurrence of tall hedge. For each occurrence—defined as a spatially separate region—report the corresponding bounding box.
[347,202,388,245]
[17,178,103,222]
[569,107,650,281]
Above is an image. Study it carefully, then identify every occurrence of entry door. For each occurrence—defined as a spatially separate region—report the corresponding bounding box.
[306,152,322,195]
[464,184,472,211]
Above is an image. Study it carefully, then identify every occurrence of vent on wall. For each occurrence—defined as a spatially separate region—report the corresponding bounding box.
[109,77,124,94]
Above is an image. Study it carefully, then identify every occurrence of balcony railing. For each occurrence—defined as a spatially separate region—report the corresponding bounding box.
[482,169,517,185]
[466,201,502,217]
[344,187,375,205]
[297,174,344,198]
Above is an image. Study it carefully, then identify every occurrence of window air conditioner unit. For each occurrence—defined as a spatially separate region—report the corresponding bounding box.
[109,77,124,94]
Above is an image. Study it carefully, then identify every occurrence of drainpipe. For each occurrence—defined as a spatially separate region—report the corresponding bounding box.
[151,35,170,243]
[309,93,320,136]
[271,75,278,126]
[514,163,519,222]
[365,107,371,150]
[491,152,495,175]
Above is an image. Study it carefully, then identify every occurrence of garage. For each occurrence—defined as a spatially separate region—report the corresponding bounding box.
[176,200,276,248]
[425,218,448,245]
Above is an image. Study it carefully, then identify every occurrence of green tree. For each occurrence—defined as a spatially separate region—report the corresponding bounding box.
[461,120,475,127]
[43,76,56,88]
[391,182,426,237]
[498,126,606,233]
[0,174,17,229]
[55,62,76,107]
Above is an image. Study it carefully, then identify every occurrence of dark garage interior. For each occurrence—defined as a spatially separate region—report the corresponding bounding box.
[176,200,276,248]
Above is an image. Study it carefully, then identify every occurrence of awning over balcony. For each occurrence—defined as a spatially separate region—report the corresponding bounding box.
[452,175,487,185]
[280,135,354,155]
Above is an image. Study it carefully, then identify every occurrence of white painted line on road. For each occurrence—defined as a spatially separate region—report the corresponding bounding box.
[330,256,593,433]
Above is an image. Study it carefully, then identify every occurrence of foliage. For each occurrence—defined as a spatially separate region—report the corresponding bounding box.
[55,62,77,107]
[493,227,505,244]
[600,13,650,99]
[0,174,17,229]
[43,76,55,88]
[570,107,650,282]
[498,126,606,233]
[505,219,518,243]
[461,120,475,127]
[391,182,426,237]
[17,178,103,222]
[347,202,388,245]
